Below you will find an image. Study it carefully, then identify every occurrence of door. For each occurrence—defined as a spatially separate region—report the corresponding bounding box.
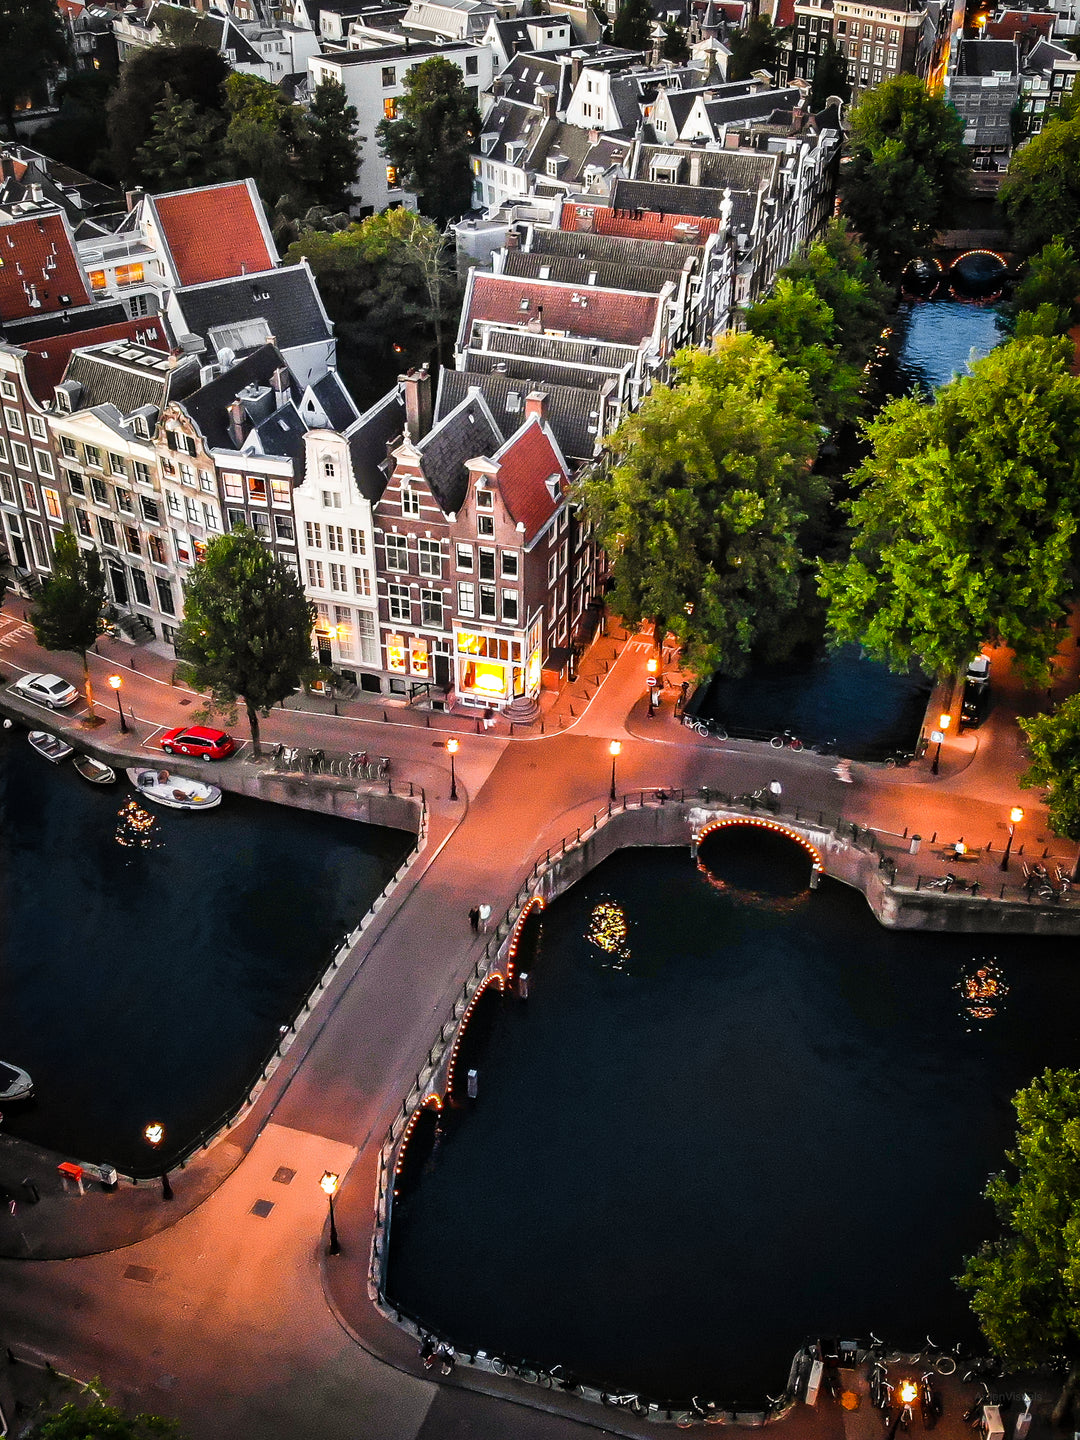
[317,636,332,666]
[109,561,128,606]
[433,652,451,687]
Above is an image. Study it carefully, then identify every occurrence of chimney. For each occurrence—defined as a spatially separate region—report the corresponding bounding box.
[271,366,290,409]
[228,398,247,448]
[588,127,600,144]
[689,150,703,186]
[125,186,144,212]
[399,363,433,442]
[524,389,548,421]
[505,228,521,249]
[570,53,583,88]
[538,84,555,118]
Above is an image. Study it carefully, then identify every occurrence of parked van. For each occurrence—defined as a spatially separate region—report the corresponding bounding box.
[960,654,991,731]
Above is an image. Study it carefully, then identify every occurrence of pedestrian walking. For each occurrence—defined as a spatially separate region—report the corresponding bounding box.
[478,903,491,931]
[468,906,480,932]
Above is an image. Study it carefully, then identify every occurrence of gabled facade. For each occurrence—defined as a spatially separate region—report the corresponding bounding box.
[0,342,65,592]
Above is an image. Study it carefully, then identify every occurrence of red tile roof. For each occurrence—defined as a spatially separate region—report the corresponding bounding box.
[0,213,91,322]
[560,200,726,245]
[150,182,276,287]
[986,10,1053,39]
[770,0,795,27]
[20,315,171,403]
[494,415,566,543]
[466,272,660,348]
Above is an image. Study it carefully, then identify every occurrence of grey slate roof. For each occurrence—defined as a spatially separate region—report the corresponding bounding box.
[171,266,332,353]
[495,51,567,105]
[252,403,307,458]
[629,144,777,191]
[956,39,1018,76]
[502,247,687,293]
[182,344,298,451]
[1023,38,1077,72]
[64,343,200,416]
[307,371,360,431]
[4,300,129,344]
[704,86,803,125]
[472,325,640,368]
[347,385,406,502]
[436,366,606,459]
[417,389,503,514]
[464,349,630,390]
[612,172,759,230]
[524,225,702,269]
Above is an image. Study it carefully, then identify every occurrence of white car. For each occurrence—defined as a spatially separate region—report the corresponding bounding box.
[11,672,80,709]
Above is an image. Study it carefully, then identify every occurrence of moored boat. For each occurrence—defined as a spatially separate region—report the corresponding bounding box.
[28,730,74,764]
[0,1059,33,1102]
[73,754,117,785]
[126,767,222,811]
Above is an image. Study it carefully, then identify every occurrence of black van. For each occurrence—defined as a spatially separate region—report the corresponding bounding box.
[960,655,991,731]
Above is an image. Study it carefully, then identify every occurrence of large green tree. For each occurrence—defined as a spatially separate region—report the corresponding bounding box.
[134,84,224,190]
[0,0,70,138]
[841,75,969,277]
[1000,113,1080,256]
[959,1069,1080,1423]
[744,276,865,431]
[32,70,117,179]
[306,77,359,211]
[611,0,652,50]
[1009,237,1080,336]
[1018,696,1080,840]
[106,42,227,185]
[176,529,314,756]
[576,334,823,678]
[820,336,1080,684]
[376,56,480,224]
[809,37,850,109]
[728,17,783,80]
[781,219,892,370]
[29,528,105,720]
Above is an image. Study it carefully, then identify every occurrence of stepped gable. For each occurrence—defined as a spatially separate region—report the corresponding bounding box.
[0,212,91,322]
[147,181,277,288]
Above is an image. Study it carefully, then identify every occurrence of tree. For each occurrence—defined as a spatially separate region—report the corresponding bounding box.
[1018,696,1080,840]
[175,528,314,756]
[134,85,224,190]
[222,72,309,218]
[576,334,823,678]
[744,276,865,430]
[0,0,70,139]
[841,75,969,277]
[28,1379,180,1438]
[32,70,117,180]
[728,18,782,81]
[1000,114,1080,255]
[780,220,892,371]
[820,336,1080,685]
[958,1069,1080,1423]
[611,0,653,50]
[661,19,690,60]
[29,528,105,719]
[809,37,850,109]
[376,56,481,224]
[306,78,359,212]
[107,43,227,186]
[1009,237,1080,334]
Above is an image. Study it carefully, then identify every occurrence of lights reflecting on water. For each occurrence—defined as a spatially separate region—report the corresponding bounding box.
[586,898,630,967]
[114,797,161,850]
[956,960,1009,1030]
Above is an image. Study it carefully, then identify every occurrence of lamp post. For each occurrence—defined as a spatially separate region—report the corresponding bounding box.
[108,673,128,734]
[1000,806,1024,872]
[609,739,621,801]
[321,1170,341,1255]
[646,656,659,716]
[931,711,951,775]
[143,1121,173,1200]
[446,737,459,802]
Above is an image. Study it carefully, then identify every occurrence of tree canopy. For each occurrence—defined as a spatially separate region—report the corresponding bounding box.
[1009,237,1080,336]
[1018,696,1080,840]
[376,56,480,224]
[107,42,228,184]
[958,1068,1080,1414]
[134,84,224,190]
[175,528,314,755]
[820,336,1080,683]
[611,0,653,50]
[0,0,70,139]
[728,17,782,80]
[809,38,850,109]
[576,334,823,678]
[781,220,892,370]
[661,20,690,60]
[306,77,360,212]
[1000,113,1080,255]
[841,75,969,277]
[29,528,105,717]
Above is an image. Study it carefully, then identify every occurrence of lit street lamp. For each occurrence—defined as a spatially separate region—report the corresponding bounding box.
[108,673,128,734]
[321,1170,341,1255]
[143,1121,173,1201]
[446,737,459,802]
[931,712,951,775]
[1000,806,1024,872]
[609,740,621,801]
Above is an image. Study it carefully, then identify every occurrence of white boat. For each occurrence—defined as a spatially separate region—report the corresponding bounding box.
[126,767,222,811]
[73,754,117,785]
[28,730,74,764]
[0,1059,33,1102]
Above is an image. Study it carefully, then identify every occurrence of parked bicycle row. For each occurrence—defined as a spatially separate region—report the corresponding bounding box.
[271,744,390,782]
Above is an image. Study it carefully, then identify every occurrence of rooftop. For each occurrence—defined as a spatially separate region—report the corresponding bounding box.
[147,181,277,288]
[0,212,91,323]
[463,271,662,348]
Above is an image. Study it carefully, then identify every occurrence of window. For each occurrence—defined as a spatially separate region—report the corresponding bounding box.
[205,504,221,532]
[478,547,496,580]
[42,488,62,521]
[131,569,150,606]
[148,534,167,564]
[306,558,325,588]
[21,480,37,511]
[155,577,175,615]
[421,588,443,627]
[465,54,478,74]
[11,441,30,471]
[418,537,441,577]
[222,473,244,501]
[60,435,78,460]
[479,584,496,619]
[125,526,141,555]
[382,65,396,86]
[457,580,475,616]
[73,507,92,538]
[501,550,519,579]
[65,469,85,497]
[384,96,397,119]
[90,475,108,504]
[388,582,410,622]
[502,590,519,624]
[547,553,557,585]
[133,461,151,486]
[334,605,354,657]
[116,488,134,514]
[385,533,409,571]
[140,495,159,523]
[99,517,117,548]
[28,519,49,569]
[185,496,200,526]
[28,414,46,441]
[329,562,348,592]
[386,165,400,187]
[34,449,53,478]
[84,444,101,469]
[199,470,214,493]
[401,486,420,516]
[353,566,371,597]
[4,407,22,433]
[227,508,246,532]
[322,489,341,508]
[270,479,290,506]
[456,542,473,572]
[477,512,494,536]
[250,511,270,539]
[109,453,127,477]
[248,475,267,503]
[476,488,493,510]
[274,513,294,541]
[327,524,344,552]
[349,527,366,556]
[0,380,15,402]
[0,473,13,504]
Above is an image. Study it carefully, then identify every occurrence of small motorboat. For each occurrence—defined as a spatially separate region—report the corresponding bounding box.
[126,767,222,811]
[73,754,116,785]
[0,1059,33,1102]
[28,730,74,764]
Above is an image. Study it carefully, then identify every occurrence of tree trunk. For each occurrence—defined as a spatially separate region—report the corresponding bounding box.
[652,618,666,653]
[82,653,96,718]
[1052,1363,1080,1428]
[246,701,261,758]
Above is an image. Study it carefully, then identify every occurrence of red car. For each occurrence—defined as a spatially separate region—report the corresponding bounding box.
[160,726,235,761]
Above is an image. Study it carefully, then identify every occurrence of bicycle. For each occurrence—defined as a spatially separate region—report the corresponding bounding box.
[489,1355,509,1376]
[683,715,727,740]
[676,1396,726,1427]
[925,873,956,892]
[770,729,804,751]
[924,1336,959,1375]
[600,1391,649,1416]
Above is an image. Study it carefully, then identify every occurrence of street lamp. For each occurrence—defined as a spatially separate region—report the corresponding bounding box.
[931,711,951,775]
[143,1121,173,1201]
[321,1170,341,1255]
[1000,806,1024,872]
[108,673,128,734]
[446,737,459,802]
[609,740,621,801]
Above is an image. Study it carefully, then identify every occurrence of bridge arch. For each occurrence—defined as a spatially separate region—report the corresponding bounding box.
[444,971,505,1102]
[506,895,544,987]
[696,816,824,881]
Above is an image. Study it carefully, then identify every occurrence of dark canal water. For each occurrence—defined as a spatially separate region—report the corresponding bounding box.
[693,295,1008,757]
[387,835,1080,1405]
[0,732,409,1171]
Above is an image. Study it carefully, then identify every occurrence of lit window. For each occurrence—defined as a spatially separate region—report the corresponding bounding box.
[384,97,397,119]
[88,269,107,291]
[386,165,400,187]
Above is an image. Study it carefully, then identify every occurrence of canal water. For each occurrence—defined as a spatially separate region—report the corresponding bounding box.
[0,732,410,1171]
[386,835,1080,1404]
[692,294,1008,756]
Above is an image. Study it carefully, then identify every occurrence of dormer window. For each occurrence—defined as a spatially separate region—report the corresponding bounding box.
[132,416,147,437]
[323,459,336,478]
[402,486,421,517]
